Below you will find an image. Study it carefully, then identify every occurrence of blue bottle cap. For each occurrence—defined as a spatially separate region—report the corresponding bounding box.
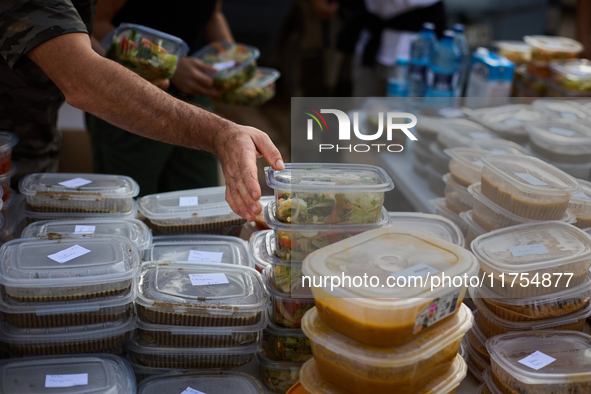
[397,58,409,66]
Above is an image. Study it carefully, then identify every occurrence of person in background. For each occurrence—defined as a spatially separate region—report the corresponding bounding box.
[0,0,283,222]
[88,0,233,195]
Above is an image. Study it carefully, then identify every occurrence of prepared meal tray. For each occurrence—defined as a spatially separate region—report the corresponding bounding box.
[301,304,472,394]
[487,331,591,394]
[0,132,17,175]
[0,314,135,357]
[136,371,264,394]
[139,186,246,234]
[21,218,152,252]
[193,42,259,92]
[446,148,487,187]
[20,199,139,225]
[430,198,469,235]
[550,59,591,94]
[302,228,478,346]
[525,35,583,64]
[470,138,530,156]
[467,316,490,363]
[265,267,315,329]
[570,179,591,228]
[220,67,280,106]
[443,173,474,214]
[427,164,446,196]
[0,282,136,328]
[264,321,312,363]
[493,40,531,64]
[105,23,188,82]
[256,349,303,394]
[480,154,579,220]
[532,98,591,122]
[136,262,268,327]
[430,141,451,170]
[436,118,500,149]
[127,354,184,383]
[471,221,591,297]
[465,105,543,143]
[0,354,136,394]
[126,335,260,369]
[389,211,465,247]
[19,173,139,213]
[466,339,488,382]
[265,201,390,260]
[0,236,140,302]
[468,183,575,232]
[526,119,591,163]
[459,211,486,246]
[144,234,251,268]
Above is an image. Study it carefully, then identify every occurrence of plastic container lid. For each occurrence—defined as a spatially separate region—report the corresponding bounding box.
[524,35,583,54]
[20,199,139,221]
[144,234,251,267]
[527,119,591,158]
[21,218,152,251]
[0,354,136,394]
[137,371,264,394]
[570,179,591,218]
[445,147,487,185]
[436,119,499,149]
[251,230,302,265]
[388,211,465,247]
[233,67,279,90]
[469,139,529,156]
[550,59,591,83]
[531,99,591,122]
[0,132,18,152]
[465,104,542,139]
[486,331,591,390]
[19,173,139,199]
[193,42,259,72]
[265,163,394,193]
[249,230,272,273]
[104,23,189,53]
[482,368,502,394]
[459,210,486,237]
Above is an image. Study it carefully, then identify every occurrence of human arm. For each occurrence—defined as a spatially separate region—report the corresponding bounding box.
[204,0,234,43]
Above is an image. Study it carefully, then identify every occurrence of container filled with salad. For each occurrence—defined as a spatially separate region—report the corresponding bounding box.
[524,35,583,78]
[493,40,531,64]
[0,132,17,176]
[257,348,303,394]
[550,59,591,94]
[265,266,315,329]
[264,321,312,363]
[220,67,280,106]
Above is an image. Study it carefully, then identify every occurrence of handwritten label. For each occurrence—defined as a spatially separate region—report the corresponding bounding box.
[572,191,591,200]
[299,180,336,186]
[392,263,440,279]
[514,173,548,186]
[58,178,92,188]
[548,127,576,137]
[74,225,95,234]
[179,196,199,207]
[509,243,549,257]
[518,351,556,370]
[181,387,207,394]
[560,111,578,120]
[45,374,88,388]
[188,250,224,263]
[189,273,229,286]
[213,60,236,71]
[47,245,91,264]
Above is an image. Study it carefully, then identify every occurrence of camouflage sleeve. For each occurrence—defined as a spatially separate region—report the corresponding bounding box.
[0,0,89,69]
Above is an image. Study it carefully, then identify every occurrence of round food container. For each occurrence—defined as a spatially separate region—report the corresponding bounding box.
[465,338,488,382]
[0,164,16,202]
[220,67,280,106]
[525,35,583,63]
[389,211,465,247]
[481,368,502,394]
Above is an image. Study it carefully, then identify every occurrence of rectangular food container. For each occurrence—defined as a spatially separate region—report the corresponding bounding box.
[482,368,502,394]
[465,340,488,383]
[265,266,315,329]
[443,173,474,214]
[139,186,246,234]
[0,132,17,175]
[487,331,591,394]
[493,40,531,64]
[193,42,259,92]
[389,211,465,247]
[526,119,591,163]
[431,197,468,235]
[467,315,490,363]
[257,350,303,394]
[136,262,268,327]
[0,236,140,302]
[0,314,135,356]
[480,154,580,220]
[570,179,591,228]
[264,321,312,363]
[301,304,472,394]
[525,35,583,63]
[445,148,486,187]
[19,173,139,213]
[220,67,279,106]
[20,199,139,225]
[137,371,264,394]
[265,163,393,226]
[265,201,390,260]
[302,228,478,346]
[531,98,591,122]
[459,211,486,246]
[105,23,189,82]
[469,139,530,156]
[250,230,271,274]
[0,354,136,394]
[436,119,500,149]
[550,59,591,95]
[465,105,542,143]
[471,221,591,297]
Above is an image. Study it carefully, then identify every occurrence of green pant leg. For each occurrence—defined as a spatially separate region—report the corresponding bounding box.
[158,146,220,192]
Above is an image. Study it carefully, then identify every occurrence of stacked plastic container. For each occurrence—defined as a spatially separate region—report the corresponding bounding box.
[524,36,583,79]
[466,104,543,143]
[0,132,18,204]
[549,59,591,97]
[136,371,265,394]
[388,212,465,248]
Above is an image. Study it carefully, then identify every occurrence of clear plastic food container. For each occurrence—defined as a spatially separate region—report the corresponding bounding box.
[139,186,246,234]
[253,195,273,231]
[144,234,251,267]
[445,148,486,187]
[468,183,575,231]
[301,304,472,394]
[531,98,591,122]
[0,164,16,202]
[264,321,312,363]
[469,138,530,156]
[482,368,502,394]
[467,316,490,363]
[480,154,579,220]
[436,119,500,149]
[105,23,189,83]
[443,173,473,214]
[21,218,152,252]
[20,199,139,224]
[136,371,264,394]
[526,119,591,163]
[570,179,591,228]
[430,197,468,235]
[466,338,488,382]
[543,157,591,179]
[427,164,446,196]
[459,211,486,246]
[136,262,267,327]
[0,283,136,328]
[265,201,390,260]
[249,230,271,274]
[126,335,260,369]
[302,228,478,346]
[550,59,591,94]
[465,105,543,143]
[487,331,591,394]
[220,67,280,106]
[0,354,136,394]
[193,42,259,92]
[256,350,303,394]
[388,211,465,247]
[525,35,583,64]
[0,236,140,302]
[19,173,139,213]
[0,314,135,356]
[493,40,531,64]
[265,163,393,226]
[0,132,18,175]
[265,266,315,329]
[471,221,591,297]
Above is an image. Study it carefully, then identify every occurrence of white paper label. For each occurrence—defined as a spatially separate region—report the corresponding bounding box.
[573,191,591,200]
[180,387,206,394]
[179,196,199,207]
[503,118,522,126]
[514,172,548,186]
[299,180,336,186]
[548,127,576,137]
[189,273,229,286]
[560,111,578,120]
[470,132,493,140]
[518,351,556,370]
[213,60,236,71]
[74,225,95,234]
[438,107,463,118]
[188,250,224,263]
[45,374,89,388]
[391,263,440,279]
[509,243,549,257]
[58,178,92,188]
[47,245,91,264]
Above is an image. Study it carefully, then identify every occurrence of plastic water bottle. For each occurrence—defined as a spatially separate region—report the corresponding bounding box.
[426,30,461,97]
[408,22,437,97]
[387,58,409,97]
[453,23,470,96]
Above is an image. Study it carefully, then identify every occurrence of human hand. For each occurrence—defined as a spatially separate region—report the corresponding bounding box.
[309,0,339,20]
[171,57,220,97]
[214,123,284,221]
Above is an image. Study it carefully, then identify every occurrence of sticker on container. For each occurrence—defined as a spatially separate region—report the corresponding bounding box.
[572,191,591,200]
[58,177,92,188]
[509,243,549,257]
[181,388,206,394]
[188,250,224,263]
[299,180,336,186]
[213,60,236,71]
[74,225,95,234]
[179,196,199,207]
[47,244,91,264]
[45,374,88,388]
[518,351,556,370]
[470,132,494,140]
[503,118,522,127]
[561,111,579,121]
[438,107,463,118]
[548,127,576,137]
[412,289,461,335]
[514,172,548,186]
[391,263,440,280]
[189,273,229,286]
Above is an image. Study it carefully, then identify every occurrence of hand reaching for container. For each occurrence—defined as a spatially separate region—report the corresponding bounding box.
[171,57,221,97]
